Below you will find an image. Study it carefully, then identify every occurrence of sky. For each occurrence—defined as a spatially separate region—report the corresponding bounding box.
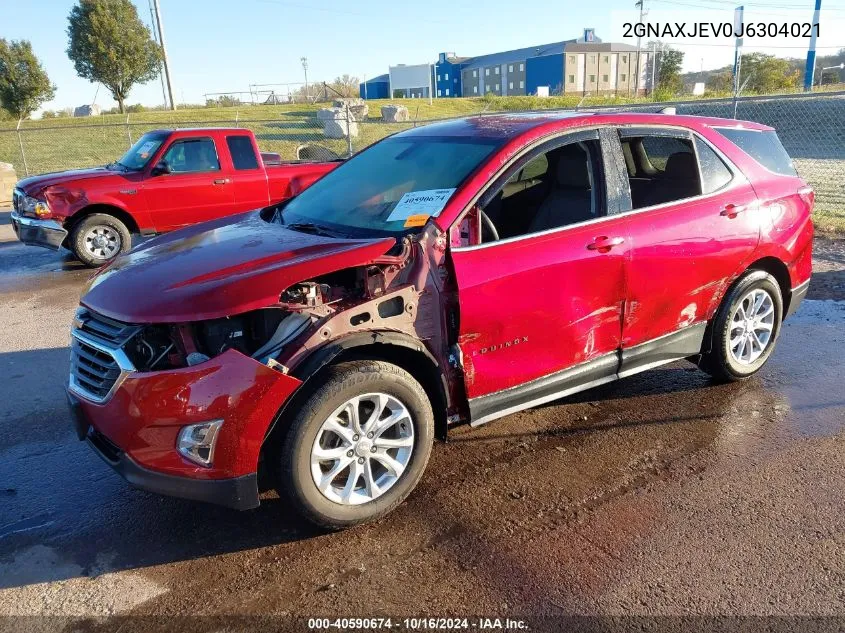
[1,0,844,115]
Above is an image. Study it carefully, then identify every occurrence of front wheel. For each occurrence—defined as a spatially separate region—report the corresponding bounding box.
[700,270,783,382]
[276,360,434,529]
[69,214,131,267]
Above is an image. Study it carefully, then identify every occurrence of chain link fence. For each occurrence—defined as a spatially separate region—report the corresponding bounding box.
[1,92,843,226]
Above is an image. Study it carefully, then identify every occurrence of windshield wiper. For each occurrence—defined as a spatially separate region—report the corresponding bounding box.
[284,222,343,238]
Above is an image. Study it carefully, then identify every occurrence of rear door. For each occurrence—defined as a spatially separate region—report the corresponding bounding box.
[450,129,630,425]
[142,135,235,231]
[616,126,761,372]
[225,133,272,211]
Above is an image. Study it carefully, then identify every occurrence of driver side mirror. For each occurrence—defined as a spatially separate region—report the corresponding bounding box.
[151,160,171,176]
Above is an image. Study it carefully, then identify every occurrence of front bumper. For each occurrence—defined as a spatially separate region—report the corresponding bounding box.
[67,349,303,510]
[70,392,259,510]
[10,210,67,250]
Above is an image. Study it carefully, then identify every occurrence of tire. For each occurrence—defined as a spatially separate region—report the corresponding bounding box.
[276,360,434,530]
[700,270,783,382]
[69,214,132,267]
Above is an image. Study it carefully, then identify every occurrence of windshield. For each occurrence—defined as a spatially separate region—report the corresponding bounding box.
[115,132,168,170]
[280,136,502,237]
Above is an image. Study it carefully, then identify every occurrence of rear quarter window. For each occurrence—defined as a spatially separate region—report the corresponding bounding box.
[226,135,259,170]
[716,128,797,176]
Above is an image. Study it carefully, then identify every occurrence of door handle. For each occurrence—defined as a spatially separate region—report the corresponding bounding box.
[720,203,745,218]
[586,236,625,252]
[213,178,231,185]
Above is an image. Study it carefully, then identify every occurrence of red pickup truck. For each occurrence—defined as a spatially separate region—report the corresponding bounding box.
[10,128,337,265]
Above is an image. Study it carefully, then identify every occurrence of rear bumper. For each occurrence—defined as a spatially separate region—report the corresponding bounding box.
[786,278,810,319]
[10,211,67,250]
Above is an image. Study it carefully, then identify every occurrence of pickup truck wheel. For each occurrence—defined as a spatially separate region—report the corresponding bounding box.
[700,270,783,382]
[70,214,131,267]
[277,360,434,530]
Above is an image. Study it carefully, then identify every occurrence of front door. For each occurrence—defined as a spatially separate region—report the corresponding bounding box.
[616,127,761,369]
[449,130,629,425]
[142,136,235,231]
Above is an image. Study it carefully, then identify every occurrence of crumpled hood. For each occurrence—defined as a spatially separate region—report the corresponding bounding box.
[82,211,396,324]
[16,167,119,194]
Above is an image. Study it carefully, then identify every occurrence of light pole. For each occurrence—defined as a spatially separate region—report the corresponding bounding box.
[152,0,176,110]
[817,63,845,86]
[301,57,309,103]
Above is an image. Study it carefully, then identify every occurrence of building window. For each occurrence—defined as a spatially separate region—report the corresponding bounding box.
[485,68,490,76]
[437,89,441,96]
[589,74,595,83]
[603,55,609,64]
[509,64,514,72]
[509,81,513,89]
[473,86,478,94]
[445,88,450,96]
[445,73,449,80]
[602,74,608,82]
[520,80,524,88]
[437,74,441,81]
[622,55,628,62]
[589,55,596,63]
[473,70,478,77]
[495,84,500,90]
[620,73,627,81]
[495,67,500,74]
[568,55,576,63]
[519,63,524,71]
[454,77,458,83]
[568,74,575,83]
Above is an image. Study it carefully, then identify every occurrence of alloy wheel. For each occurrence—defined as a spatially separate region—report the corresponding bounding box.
[310,392,414,505]
[728,288,776,365]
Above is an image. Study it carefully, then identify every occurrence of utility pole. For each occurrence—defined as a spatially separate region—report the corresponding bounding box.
[803,0,822,91]
[633,0,646,97]
[148,0,168,108]
[301,57,309,103]
[152,0,176,110]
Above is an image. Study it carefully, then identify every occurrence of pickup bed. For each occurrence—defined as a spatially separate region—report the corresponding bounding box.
[10,128,338,265]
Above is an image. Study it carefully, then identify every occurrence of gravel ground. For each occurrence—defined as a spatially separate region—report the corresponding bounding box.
[0,214,842,632]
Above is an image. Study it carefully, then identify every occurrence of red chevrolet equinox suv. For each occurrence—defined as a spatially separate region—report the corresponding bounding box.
[67,112,813,528]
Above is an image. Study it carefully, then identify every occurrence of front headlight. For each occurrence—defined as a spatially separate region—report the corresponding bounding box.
[21,195,51,218]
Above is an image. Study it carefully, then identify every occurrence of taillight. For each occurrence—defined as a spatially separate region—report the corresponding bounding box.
[798,185,814,208]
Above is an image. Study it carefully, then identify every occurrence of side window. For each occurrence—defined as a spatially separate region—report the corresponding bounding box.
[226,135,259,170]
[715,128,797,176]
[623,133,701,209]
[479,139,604,242]
[162,138,220,173]
[694,136,733,193]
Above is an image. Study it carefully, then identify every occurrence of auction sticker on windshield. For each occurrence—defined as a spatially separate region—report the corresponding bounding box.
[386,188,456,222]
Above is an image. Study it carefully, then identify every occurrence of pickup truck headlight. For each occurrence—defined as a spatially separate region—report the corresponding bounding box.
[21,195,51,218]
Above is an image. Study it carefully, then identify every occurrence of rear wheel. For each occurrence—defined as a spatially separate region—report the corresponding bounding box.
[70,214,131,267]
[276,360,434,529]
[701,270,783,382]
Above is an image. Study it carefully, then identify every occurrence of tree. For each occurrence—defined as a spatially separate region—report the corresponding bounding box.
[66,0,162,114]
[656,47,684,94]
[739,53,799,94]
[0,39,56,120]
[329,75,361,98]
[707,71,734,93]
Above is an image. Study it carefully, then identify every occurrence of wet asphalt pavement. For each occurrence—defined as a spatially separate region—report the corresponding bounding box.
[0,210,843,629]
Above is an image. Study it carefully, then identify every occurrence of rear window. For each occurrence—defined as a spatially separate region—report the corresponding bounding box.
[716,128,797,176]
[226,135,259,170]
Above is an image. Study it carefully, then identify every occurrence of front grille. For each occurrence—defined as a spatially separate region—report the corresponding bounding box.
[76,309,139,346]
[71,338,122,400]
[70,310,139,402]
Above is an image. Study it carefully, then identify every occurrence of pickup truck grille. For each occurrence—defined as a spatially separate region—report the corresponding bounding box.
[69,309,139,403]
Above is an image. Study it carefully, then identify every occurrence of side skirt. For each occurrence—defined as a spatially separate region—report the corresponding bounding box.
[468,323,707,427]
